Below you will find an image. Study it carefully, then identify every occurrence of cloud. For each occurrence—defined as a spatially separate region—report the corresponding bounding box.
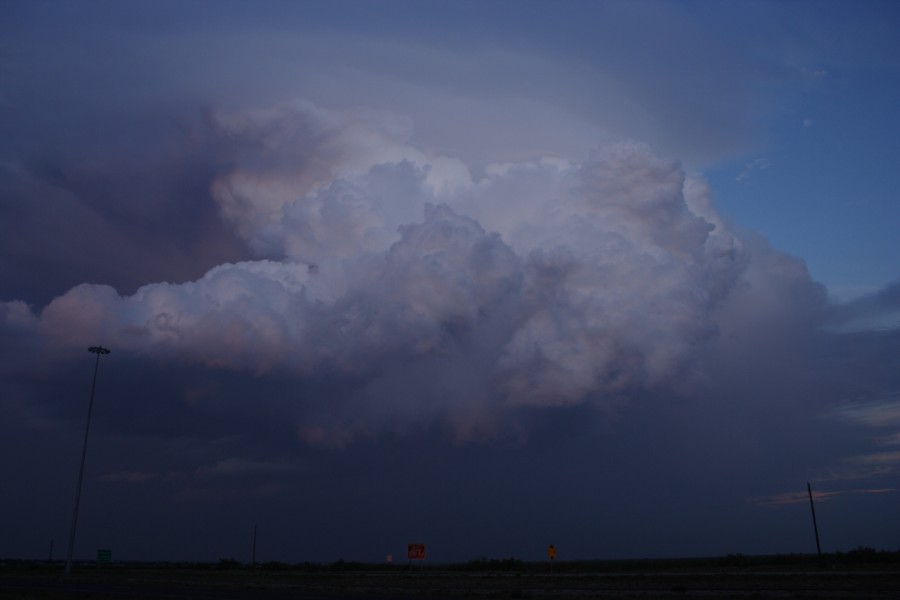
[204,102,471,261]
[755,487,896,507]
[826,282,900,332]
[845,451,900,467]
[0,102,831,446]
[835,396,900,428]
[3,3,899,561]
[0,300,38,331]
[735,157,771,182]
[830,427,900,480]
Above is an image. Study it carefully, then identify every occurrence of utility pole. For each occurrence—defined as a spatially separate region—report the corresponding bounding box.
[807,482,822,558]
[65,346,110,577]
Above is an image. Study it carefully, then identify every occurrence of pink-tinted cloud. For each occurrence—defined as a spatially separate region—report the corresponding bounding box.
[1,104,826,445]
[755,487,896,507]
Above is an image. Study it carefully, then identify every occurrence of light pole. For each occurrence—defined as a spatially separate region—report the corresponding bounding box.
[65,345,110,577]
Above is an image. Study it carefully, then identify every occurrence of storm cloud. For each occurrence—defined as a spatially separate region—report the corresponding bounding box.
[2,1,898,564]
[2,102,828,448]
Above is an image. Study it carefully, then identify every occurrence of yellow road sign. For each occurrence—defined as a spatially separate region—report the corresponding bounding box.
[547,544,556,560]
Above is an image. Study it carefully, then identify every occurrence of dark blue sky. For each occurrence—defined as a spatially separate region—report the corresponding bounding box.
[1,0,898,563]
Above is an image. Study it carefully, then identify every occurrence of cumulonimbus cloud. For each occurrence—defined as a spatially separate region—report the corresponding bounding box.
[1,102,826,443]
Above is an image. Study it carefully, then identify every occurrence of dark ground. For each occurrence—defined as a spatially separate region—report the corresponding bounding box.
[2,553,900,599]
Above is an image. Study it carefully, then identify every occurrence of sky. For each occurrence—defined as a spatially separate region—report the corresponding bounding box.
[1,0,899,564]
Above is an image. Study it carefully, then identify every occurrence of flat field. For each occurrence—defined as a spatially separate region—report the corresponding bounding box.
[2,555,899,599]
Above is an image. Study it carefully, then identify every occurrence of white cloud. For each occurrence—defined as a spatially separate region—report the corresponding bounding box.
[735,157,771,182]
[1,103,828,445]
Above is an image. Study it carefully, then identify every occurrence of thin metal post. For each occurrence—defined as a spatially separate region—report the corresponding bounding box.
[65,346,110,577]
[807,482,822,558]
[252,525,257,566]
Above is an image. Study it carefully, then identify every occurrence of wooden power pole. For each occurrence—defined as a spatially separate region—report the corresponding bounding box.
[807,482,822,558]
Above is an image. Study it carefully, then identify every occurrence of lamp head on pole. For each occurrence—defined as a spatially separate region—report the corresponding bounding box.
[88,346,110,355]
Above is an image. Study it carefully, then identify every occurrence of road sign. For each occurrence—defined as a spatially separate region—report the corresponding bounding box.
[547,544,556,560]
[407,543,426,560]
[97,549,111,563]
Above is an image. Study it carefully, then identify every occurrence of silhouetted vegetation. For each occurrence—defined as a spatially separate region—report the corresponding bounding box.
[451,556,526,571]
[215,557,241,570]
[328,559,369,571]
[259,560,292,571]
[3,552,900,600]
[3,549,899,574]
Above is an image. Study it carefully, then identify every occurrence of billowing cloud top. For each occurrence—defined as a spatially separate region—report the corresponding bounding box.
[2,103,824,445]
